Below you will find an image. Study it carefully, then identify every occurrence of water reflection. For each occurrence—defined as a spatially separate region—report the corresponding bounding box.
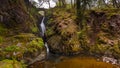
[28,55,119,68]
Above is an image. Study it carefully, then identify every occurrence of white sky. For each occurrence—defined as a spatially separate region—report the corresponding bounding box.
[29,0,56,9]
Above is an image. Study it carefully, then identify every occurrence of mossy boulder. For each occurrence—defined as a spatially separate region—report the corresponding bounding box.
[0,33,44,64]
[0,59,25,68]
[0,0,45,66]
[47,9,81,55]
[0,0,40,34]
[80,9,120,58]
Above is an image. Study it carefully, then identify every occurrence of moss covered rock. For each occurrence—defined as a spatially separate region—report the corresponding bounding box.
[47,9,81,55]
[0,33,44,64]
[0,59,25,68]
[80,9,120,58]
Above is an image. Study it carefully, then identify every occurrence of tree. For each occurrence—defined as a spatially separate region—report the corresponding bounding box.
[76,0,92,29]
[58,0,66,7]
[111,0,120,8]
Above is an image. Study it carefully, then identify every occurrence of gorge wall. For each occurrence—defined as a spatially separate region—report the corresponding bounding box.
[46,8,120,57]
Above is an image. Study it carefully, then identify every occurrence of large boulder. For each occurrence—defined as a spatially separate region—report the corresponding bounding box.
[0,33,45,64]
[47,11,82,55]
[0,0,39,33]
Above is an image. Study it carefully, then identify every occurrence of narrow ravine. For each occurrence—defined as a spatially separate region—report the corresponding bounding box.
[27,16,50,65]
[1,0,120,68]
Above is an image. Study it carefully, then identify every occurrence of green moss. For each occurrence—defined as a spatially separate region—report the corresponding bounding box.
[106,13,117,19]
[52,8,76,20]
[0,24,7,35]
[13,33,36,41]
[92,7,120,14]
[113,44,120,54]
[31,26,39,33]
[46,28,54,36]
[9,0,19,4]
[2,45,22,59]
[29,7,38,15]
[0,33,44,60]
[91,8,120,19]
[26,38,44,52]
[89,44,108,55]
[0,36,4,43]
[101,8,120,14]
[4,45,20,52]
[97,37,107,44]
[0,59,25,68]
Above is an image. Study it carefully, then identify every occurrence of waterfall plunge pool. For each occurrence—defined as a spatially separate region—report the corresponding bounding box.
[28,54,120,68]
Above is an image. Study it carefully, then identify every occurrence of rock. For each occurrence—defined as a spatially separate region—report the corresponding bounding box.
[0,59,24,68]
[0,15,3,22]
[38,11,44,16]
[28,51,46,65]
[47,15,82,55]
[0,33,45,65]
[102,56,117,65]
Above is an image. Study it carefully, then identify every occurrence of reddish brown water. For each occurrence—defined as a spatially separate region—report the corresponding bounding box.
[28,56,120,68]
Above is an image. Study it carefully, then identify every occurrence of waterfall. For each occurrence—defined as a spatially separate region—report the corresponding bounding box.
[45,42,49,56]
[40,16,46,37]
[40,16,49,57]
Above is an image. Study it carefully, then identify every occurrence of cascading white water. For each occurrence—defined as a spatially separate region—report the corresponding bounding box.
[40,16,46,37]
[45,42,49,56]
[40,16,49,56]
[29,0,57,58]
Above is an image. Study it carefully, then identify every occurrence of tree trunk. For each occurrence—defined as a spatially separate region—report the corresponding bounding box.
[61,0,66,7]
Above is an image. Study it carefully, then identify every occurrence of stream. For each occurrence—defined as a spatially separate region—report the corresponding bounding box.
[28,54,119,68]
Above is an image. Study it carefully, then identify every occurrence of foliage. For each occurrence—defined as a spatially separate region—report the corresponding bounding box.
[0,59,26,68]
[89,44,108,55]
[26,38,44,52]
[0,24,7,35]
[4,45,20,52]
[46,28,54,36]
[0,33,44,63]
[31,26,39,33]
[29,7,38,15]
[13,33,36,41]
[77,28,90,52]
[0,36,4,43]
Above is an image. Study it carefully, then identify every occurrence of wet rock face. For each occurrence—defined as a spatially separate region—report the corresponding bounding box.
[0,0,31,32]
[88,11,120,58]
[89,11,120,37]
[47,18,81,55]
[107,15,120,35]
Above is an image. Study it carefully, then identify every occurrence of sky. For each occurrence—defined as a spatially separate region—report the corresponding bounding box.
[29,0,76,9]
[29,0,57,9]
